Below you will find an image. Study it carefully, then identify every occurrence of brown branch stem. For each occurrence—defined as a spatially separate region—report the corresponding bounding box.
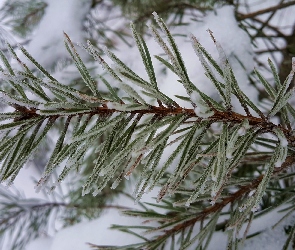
[17,104,295,145]
[237,1,295,20]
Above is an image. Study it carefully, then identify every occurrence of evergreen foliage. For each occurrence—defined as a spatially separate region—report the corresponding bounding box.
[0,0,47,38]
[1,2,295,249]
[111,0,219,33]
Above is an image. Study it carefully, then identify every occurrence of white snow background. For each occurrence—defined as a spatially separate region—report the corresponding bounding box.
[0,0,294,249]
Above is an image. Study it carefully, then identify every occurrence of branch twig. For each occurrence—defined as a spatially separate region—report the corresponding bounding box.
[238,1,295,20]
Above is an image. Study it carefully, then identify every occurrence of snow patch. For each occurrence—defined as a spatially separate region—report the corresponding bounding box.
[19,0,91,69]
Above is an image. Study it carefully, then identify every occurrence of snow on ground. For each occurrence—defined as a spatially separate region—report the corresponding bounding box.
[24,186,163,250]
[242,207,294,250]
[18,0,91,69]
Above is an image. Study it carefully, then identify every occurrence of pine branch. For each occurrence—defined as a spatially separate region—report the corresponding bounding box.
[153,154,295,242]
[1,12,295,249]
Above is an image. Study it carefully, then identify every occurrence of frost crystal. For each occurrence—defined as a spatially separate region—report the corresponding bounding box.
[185,201,191,207]
[248,189,256,197]
[190,91,200,104]
[280,137,288,147]
[191,92,214,118]
[92,188,100,196]
[251,206,258,212]
[238,119,250,136]
[211,175,217,182]
[152,11,159,21]
[275,159,283,168]
[226,151,233,159]
[107,102,126,111]
[82,186,90,196]
[238,204,246,212]
[111,180,120,189]
[210,200,216,206]
[194,107,214,118]
[237,127,246,136]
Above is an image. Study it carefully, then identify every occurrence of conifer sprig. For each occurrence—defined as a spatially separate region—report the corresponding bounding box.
[1,13,295,249]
